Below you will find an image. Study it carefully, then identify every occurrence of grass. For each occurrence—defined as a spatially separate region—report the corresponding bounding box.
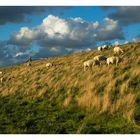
[0,42,140,133]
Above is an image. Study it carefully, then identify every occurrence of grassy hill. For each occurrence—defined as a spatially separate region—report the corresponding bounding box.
[0,42,140,134]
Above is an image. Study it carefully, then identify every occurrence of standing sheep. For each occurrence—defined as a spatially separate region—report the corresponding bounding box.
[83,59,100,71]
[26,57,32,66]
[46,62,53,68]
[106,56,120,66]
[27,62,31,66]
[102,45,109,50]
[0,71,2,74]
[98,46,102,51]
[98,45,110,51]
[94,55,107,62]
[114,46,124,54]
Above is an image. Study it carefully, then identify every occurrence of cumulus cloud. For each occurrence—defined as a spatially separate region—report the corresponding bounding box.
[8,15,124,48]
[94,17,124,41]
[102,7,140,26]
[15,52,29,57]
[8,27,35,47]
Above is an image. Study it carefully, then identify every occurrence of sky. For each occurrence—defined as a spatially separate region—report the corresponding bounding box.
[0,6,140,67]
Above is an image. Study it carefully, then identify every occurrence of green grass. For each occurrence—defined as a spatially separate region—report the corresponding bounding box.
[0,94,139,134]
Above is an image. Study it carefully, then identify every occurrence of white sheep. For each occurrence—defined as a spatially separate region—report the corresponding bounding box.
[0,71,2,74]
[114,46,124,54]
[83,59,100,71]
[106,56,120,66]
[26,62,31,66]
[102,45,109,50]
[98,46,102,51]
[98,45,110,51]
[94,55,107,62]
[46,62,53,68]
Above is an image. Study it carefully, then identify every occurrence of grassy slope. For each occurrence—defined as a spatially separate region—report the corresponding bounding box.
[0,42,140,134]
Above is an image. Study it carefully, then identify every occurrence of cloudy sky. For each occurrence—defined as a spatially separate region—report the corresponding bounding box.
[0,6,140,67]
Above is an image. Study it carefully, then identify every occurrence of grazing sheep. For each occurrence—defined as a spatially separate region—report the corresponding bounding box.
[83,59,100,71]
[102,45,109,50]
[93,59,100,66]
[46,62,53,67]
[26,62,31,66]
[98,45,110,51]
[94,55,107,62]
[98,46,103,51]
[0,71,2,74]
[106,56,120,66]
[114,46,124,54]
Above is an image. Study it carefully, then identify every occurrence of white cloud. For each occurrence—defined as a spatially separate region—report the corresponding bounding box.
[9,15,124,48]
[104,17,118,31]
[92,21,99,29]
[14,51,32,57]
[15,52,25,57]
[15,27,35,40]
[95,17,124,41]
[40,15,70,38]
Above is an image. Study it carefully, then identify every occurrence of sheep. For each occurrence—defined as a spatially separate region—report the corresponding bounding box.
[26,62,31,66]
[46,62,53,68]
[102,45,109,50]
[83,59,100,71]
[93,59,100,66]
[0,71,2,74]
[98,45,110,51]
[106,56,121,66]
[98,46,103,51]
[94,55,107,62]
[113,46,124,54]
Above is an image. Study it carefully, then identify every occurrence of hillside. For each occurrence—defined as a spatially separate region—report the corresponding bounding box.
[0,42,140,134]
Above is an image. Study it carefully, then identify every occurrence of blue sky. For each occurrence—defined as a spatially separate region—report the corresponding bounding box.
[0,6,140,67]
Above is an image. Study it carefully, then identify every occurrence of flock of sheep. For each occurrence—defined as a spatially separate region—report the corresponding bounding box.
[83,45,124,71]
[45,44,125,72]
[0,43,133,84]
[41,44,125,72]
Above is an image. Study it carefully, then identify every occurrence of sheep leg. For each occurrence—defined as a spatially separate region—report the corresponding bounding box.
[84,66,86,71]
